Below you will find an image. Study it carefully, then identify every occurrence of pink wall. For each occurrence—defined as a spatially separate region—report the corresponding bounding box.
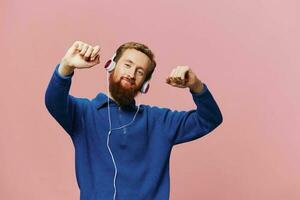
[1,0,300,199]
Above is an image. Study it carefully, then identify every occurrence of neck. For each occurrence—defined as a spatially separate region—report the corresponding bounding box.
[108,91,121,106]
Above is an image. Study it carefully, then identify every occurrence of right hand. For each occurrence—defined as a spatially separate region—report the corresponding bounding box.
[61,41,101,69]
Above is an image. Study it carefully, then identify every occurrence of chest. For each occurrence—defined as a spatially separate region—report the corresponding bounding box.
[89,106,150,160]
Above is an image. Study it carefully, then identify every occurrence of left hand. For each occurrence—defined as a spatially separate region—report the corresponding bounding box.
[166,66,203,90]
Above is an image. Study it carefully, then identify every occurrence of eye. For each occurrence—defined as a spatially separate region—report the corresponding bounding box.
[137,70,144,76]
[124,64,131,68]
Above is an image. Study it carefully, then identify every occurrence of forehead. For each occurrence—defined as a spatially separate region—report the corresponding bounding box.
[119,49,151,71]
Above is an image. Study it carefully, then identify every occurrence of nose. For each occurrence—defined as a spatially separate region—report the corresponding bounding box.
[127,67,136,79]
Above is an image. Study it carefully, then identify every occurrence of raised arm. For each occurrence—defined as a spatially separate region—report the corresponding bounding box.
[162,66,223,145]
[44,41,100,136]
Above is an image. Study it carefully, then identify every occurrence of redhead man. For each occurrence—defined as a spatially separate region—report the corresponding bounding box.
[45,41,223,200]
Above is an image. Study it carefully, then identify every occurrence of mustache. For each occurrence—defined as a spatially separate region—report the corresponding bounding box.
[121,77,135,85]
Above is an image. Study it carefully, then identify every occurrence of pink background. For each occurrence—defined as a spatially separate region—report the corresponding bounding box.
[1,0,300,199]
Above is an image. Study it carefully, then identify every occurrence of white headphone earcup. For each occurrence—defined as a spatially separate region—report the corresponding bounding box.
[104,53,117,73]
[140,81,150,93]
[104,60,116,72]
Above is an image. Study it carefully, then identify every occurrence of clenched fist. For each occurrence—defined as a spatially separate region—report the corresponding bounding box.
[59,41,101,76]
[166,66,204,93]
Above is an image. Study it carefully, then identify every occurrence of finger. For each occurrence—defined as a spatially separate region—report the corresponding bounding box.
[68,43,79,55]
[170,68,178,79]
[167,69,177,84]
[87,54,100,67]
[67,41,80,55]
[92,54,100,64]
[73,41,80,50]
[97,55,101,64]
[84,46,93,59]
[77,42,84,52]
[173,66,181,78]
[91,45,100,57]
[166,79,176,86]
[167,80,186,88]
[173,67,184,84]
[174,66,184,79]
[175,66,185,78]
[90,45,101,60]
[73,41,81,48]
[178,68,188,85]
[166,69,175,81]
[80,44,89,55]
[178,66,190,84]
[180,68,187,81]
[72,41,83,53]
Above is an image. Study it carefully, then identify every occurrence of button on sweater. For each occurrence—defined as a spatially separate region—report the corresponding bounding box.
[44,63,223,200]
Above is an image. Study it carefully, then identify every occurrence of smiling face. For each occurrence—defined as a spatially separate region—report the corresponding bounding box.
[115,48,152,88]
[109,48,152,107]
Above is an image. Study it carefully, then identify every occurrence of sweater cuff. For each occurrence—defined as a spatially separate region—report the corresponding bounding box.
[52,63,74,86]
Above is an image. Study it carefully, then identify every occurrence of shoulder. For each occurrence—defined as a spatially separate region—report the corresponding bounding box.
[140,104,178,116]
[69,95,91,111]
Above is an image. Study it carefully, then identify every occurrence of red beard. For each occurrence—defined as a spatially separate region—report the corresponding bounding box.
[109,71,141,107]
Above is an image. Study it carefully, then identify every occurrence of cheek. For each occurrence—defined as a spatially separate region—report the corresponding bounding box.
[117,66,126,73]
[113,68,123,80]
[136,78,145,86]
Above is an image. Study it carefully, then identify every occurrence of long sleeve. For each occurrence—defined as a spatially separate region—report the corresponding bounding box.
[160,83,223,145]
[44,63,87,137]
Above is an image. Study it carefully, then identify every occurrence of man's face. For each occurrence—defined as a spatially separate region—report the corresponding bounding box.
[109,48,152,107]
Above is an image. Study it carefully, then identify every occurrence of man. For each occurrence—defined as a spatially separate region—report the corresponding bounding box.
[45,41,223,200]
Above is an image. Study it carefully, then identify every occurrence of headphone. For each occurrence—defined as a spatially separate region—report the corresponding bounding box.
[104,53,150,93]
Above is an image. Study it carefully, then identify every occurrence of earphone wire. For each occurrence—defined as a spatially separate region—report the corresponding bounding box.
[105,69,140,200]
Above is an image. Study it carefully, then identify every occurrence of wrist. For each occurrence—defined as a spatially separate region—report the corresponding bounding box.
[59,59,75,77]
[189,79,204,93]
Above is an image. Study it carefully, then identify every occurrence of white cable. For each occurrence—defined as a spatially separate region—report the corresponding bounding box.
[105,70,140,200]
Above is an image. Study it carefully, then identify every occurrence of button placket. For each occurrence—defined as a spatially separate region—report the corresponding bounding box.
[118,106,128,148]
[118,106,127,134]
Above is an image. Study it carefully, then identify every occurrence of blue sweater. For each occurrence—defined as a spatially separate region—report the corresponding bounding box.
[45,63,223,200]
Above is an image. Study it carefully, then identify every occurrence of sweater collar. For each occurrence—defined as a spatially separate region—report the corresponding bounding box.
[91,92,143,112]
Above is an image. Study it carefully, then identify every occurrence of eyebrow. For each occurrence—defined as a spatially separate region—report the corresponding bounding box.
[124,59,145,72]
